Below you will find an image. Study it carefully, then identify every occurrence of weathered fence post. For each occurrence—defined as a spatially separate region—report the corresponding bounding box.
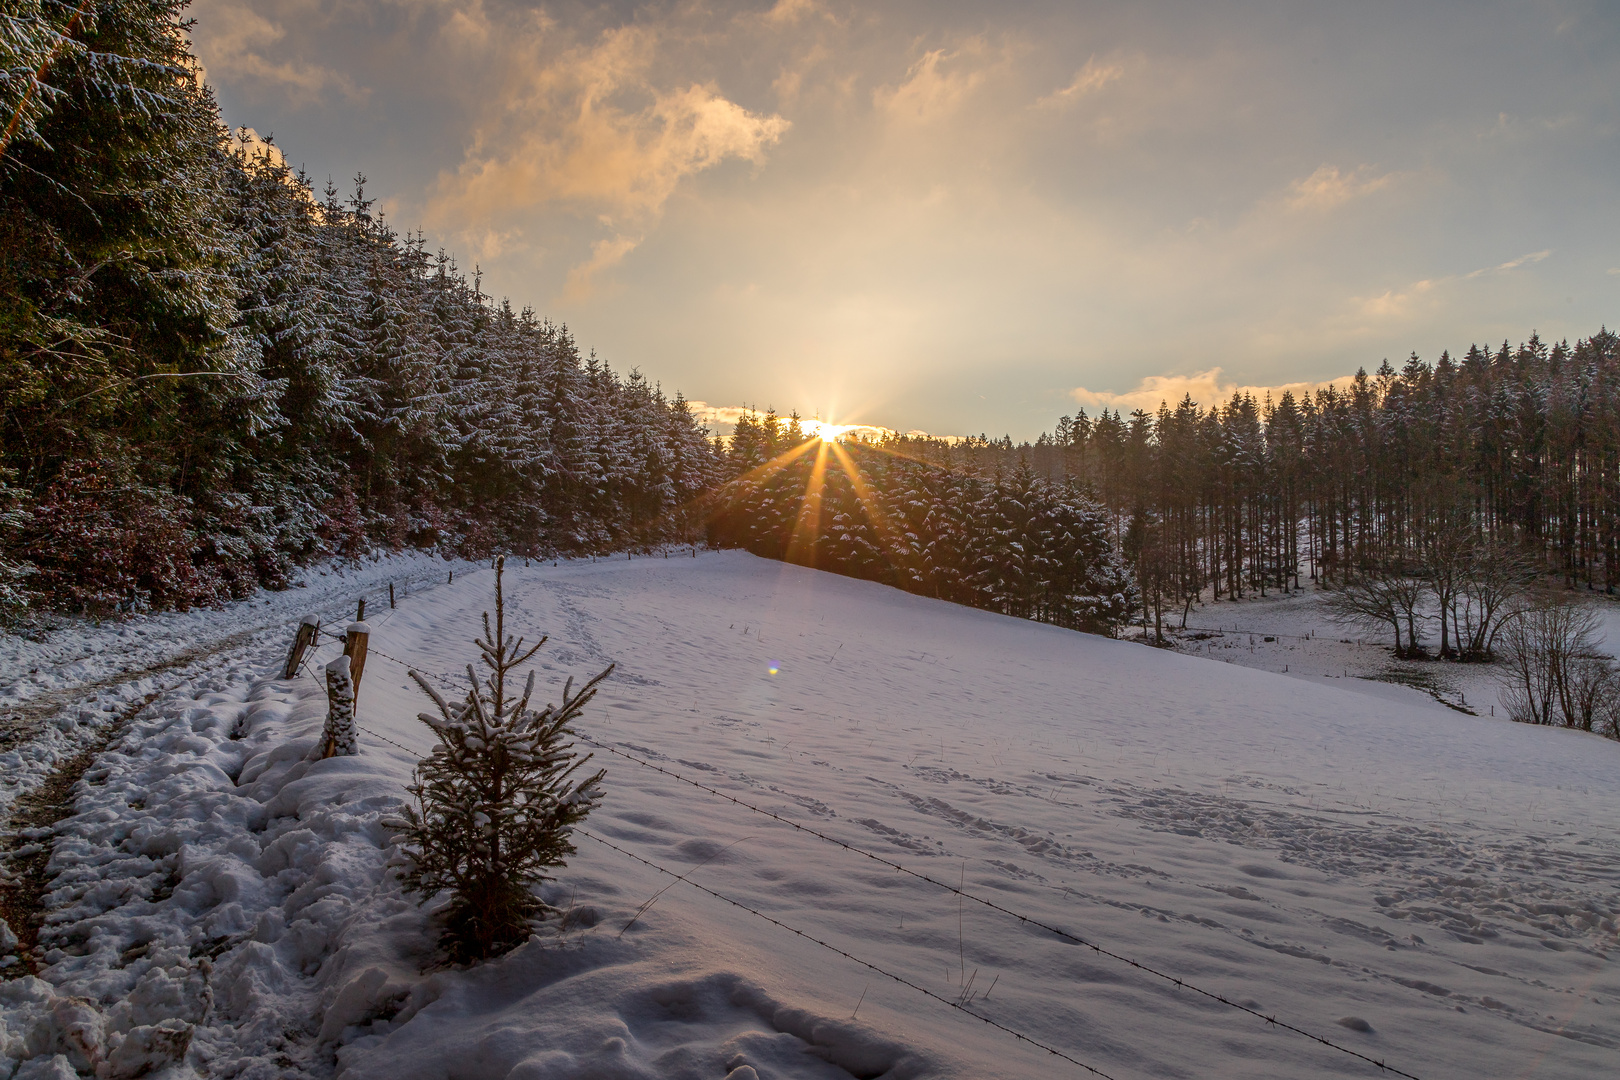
[389,582,396,609]
[356,597,366,622]
[284,615,319,679]
[321,655,358,758]
[448,570,453,584]
[343,621,370,694]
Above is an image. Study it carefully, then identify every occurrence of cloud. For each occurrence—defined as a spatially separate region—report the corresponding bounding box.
[421,21,788,290]
[1464,249,1551,278]
[1348,250,1548,326]
[228,125,289,169]
[1356,278,1435,319]
[874,42,992,124]
[190,1,363,105]
[428,26,789,227]
[685,401,751,435]
[1070,367,1351,414]
[1037,56,1124,108]
[1286,164,1397,211]
[760,0,830,25]
[564,234,641,302]
[460,227,526,264]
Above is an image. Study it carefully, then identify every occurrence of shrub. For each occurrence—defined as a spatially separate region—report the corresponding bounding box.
[19,461,220,613]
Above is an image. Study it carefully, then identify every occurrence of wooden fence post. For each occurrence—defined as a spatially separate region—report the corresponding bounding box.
[356,597,366,622]
[389,582,395,608]
[284,615,318,679]
[343,621,370,694]
[321,655,358,758]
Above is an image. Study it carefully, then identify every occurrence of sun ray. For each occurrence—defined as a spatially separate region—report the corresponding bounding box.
[858,438,970,472]
[693,437,819,528]
[785,439,831,565]
[826,440,919,583]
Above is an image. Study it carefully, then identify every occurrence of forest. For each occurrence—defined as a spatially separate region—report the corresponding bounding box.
[706,410,1138,636]
[859,336,1620,640]
[1,0,720,614]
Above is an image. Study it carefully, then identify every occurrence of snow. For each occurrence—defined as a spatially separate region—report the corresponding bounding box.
[1125,585,1619,721]
[0,553,474,819]
[2,551,1616,1078]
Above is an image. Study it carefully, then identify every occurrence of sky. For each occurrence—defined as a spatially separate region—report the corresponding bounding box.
[191,0,1620,440]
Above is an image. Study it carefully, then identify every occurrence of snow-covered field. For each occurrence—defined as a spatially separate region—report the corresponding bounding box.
[1127,585,1620,721]
[1,551,1616,1079]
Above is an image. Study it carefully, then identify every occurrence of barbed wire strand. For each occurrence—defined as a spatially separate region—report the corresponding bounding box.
[576,827,1124,1080]
[317,630,1420,1080]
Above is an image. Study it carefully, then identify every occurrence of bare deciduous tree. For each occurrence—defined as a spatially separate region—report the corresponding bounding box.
[1453,541,1540,661]
[1323,566,1428,659]
[1495,597,1611,729]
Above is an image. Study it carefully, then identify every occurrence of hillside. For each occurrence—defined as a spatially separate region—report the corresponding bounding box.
[0,552,1615,1078]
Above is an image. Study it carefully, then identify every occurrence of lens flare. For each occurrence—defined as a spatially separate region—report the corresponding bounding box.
[767,661,781,675]
[802,419,854,442]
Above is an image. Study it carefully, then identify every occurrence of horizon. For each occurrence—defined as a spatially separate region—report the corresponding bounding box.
[194,0,1620,440]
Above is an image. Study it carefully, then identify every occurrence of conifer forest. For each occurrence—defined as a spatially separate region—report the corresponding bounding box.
[1,0,720,614]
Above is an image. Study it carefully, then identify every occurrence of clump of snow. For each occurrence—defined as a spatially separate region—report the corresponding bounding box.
[1,551,1614,1078]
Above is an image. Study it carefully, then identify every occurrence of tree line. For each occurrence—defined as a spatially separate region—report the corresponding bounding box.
[1,0,721,615]
[706,410,1137,636]
[871,335,1618,650]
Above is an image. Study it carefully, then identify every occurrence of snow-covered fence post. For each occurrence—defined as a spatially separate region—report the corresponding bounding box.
[343,622,370,694]
[321,655,358,758]
[284,615,319,679]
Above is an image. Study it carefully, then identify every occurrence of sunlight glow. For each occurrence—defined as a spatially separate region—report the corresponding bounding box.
[802,419,855,442]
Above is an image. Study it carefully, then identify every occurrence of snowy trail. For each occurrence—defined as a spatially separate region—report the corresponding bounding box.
[0,554,470,818]
[1,552,1615,1079]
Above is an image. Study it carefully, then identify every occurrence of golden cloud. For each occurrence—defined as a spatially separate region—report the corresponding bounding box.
[428,26,789,227]
[1464,249,1551,279]
[1037,56,1124,108]
[1286,164,1397,211]
[1070,367,1352,414]
[564,234,642,302]
[874,42,993,124]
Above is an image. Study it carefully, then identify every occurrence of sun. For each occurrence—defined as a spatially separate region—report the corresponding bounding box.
[802,419,853,442]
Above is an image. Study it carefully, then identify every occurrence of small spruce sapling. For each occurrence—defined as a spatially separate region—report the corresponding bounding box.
[393,556,611,960]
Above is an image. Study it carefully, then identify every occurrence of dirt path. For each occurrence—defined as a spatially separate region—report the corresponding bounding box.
[0,618,301,977]
[0,688,173,978]
[0,624,275,753]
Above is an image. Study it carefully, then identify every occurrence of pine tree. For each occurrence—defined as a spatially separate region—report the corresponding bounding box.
[394,557,610,960]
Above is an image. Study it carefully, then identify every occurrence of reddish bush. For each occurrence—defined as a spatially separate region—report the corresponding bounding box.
[22,462,217,613]
[409,500,449,550]
[456,513,495,560]
[317,483,368,561]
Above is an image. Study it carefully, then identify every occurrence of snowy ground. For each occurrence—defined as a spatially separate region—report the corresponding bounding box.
[0,553,477,820]
[1,551,1616,1079]
[1124,585,1620,721]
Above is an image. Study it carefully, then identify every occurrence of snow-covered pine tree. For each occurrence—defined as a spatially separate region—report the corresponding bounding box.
[394,556,610,960]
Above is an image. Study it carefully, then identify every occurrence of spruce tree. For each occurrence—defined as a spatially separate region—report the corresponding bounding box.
[394,557,610,960]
